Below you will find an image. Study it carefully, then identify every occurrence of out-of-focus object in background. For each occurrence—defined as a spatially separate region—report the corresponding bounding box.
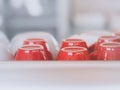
[111,26,120,36]
[25,0,43,17]
[0,15,3,29]
[109,14,120,31]
[0,31,9,44]
[69,30,114,46]
[98,42,120,60]
[73,13,106,33]
[10,0,43,16]
[115,32,120,36]
[23,38,53,60]
[10,0,24,9]
[6,0,57,41]
[0,43,13,60]
[10,32,59,59]
[79,30,114,46]
[15,45,46,61]
[60,38,88,49]
[0,31,11,60]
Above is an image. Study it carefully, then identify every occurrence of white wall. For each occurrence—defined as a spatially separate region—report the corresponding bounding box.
[72,0,120,14]
[72,0,120,31]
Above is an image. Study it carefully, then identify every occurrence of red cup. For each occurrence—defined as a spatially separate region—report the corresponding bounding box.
[23,38,47,44]
[15,45,46,61]
[60,38,88,49]
[97,42,120,60]
[56,46,90,61]
[90,50,98,60]
[96,36,120,50]
[23,38,53,60]
[88,43,97,53]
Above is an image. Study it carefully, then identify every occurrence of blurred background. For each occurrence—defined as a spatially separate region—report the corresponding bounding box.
[0,0,120,41]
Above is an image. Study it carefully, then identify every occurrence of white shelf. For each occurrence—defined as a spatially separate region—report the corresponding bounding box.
[0,61,120,89]
[0,61,120,68]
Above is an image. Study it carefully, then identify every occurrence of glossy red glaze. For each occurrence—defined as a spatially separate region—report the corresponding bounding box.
[56,47,90,61]
[98,42,120,60]
[15,45,46,61]
[60,38,88,49]
[23,38,53,60]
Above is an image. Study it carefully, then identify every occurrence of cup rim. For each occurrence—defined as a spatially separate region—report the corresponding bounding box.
[61,46,87,52]
[19,45,44,50]
[63,38,85,43]
[99,36,120,40]
[100,42,120,47]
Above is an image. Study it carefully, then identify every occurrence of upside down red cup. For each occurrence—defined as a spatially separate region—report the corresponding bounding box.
[97,42,120,60]
[60,38,88,49]
[23,38,53,60]
[96,36,120,50]
[15,45,46,61]
[56,47,90,61]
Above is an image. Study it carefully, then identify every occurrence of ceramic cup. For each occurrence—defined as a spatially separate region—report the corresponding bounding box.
[56,46,90,61]
[96,36,120,50]
[10,32,59,59]
[88,43,97,53]
[60,38,88,49]
[0,43,13,60]
[97,42,120,60]
[23,38,53,60]
[78,30,114,46]
[15,45,46,61]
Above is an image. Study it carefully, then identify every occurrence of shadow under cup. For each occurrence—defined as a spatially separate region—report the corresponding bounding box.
[98,42,120,60]
[56,47,89,61]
